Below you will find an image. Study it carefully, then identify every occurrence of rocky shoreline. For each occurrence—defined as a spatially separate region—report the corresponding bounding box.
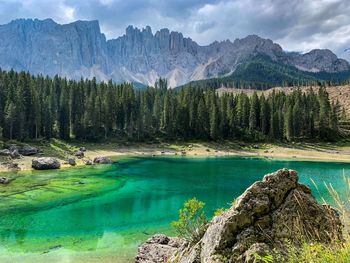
[136,169,343,263]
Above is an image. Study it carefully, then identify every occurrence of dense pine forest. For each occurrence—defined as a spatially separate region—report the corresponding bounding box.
[0,69,343,142]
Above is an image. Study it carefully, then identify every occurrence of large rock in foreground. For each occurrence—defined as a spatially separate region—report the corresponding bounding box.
[136,169,343,263]
[32,157,61,170]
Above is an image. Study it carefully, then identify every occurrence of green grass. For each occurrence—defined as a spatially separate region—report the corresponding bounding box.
[287,242,350,263]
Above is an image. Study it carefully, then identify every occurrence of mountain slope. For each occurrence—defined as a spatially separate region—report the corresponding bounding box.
[0,19,348,87]
[180,55,350,89]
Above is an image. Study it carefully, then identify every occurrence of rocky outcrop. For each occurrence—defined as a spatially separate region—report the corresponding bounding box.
[137,169,343,263]
[0,19,348,87]
[93,156,112,164]
[32,157,61,170]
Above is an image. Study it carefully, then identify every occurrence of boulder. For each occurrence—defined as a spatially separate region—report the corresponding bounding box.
[8,145,20,152]
[136,169,343,263]
[67,157,76,166]
[0,177,10,184]
[10,149,21,159]
[93,156,112,164]
[19,145,39,156]
[79,147,87,152]
[136,234,185,263]
[85,159,93,165]
[0,149,11,156]
[75,150,84,158]
[32,157,61,170]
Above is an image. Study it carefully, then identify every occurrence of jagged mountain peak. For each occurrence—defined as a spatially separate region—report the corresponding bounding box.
[0,18,348,87]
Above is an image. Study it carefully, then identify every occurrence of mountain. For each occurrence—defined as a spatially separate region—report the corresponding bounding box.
[0,18,349,87]
[179,55,350,90]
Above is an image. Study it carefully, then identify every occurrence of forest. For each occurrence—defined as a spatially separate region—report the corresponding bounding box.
[0,69,343,142]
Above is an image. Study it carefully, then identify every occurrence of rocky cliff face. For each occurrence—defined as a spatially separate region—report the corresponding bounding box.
[136,169,343,263]
[0,19,348,87]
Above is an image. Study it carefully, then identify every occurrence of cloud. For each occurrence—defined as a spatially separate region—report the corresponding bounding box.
[0,0,349,61]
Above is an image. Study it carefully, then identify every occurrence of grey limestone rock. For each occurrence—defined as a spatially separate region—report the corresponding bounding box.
[32,157,61,170]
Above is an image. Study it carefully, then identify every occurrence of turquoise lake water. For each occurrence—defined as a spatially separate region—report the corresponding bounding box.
[0,156,350,262]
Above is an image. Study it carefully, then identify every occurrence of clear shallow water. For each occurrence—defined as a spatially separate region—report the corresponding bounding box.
[1,156,350,263]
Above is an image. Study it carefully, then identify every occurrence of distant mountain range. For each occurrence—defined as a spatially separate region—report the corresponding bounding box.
[0,18,349,88]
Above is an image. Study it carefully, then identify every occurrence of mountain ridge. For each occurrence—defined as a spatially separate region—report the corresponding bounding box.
[0,18,348,87]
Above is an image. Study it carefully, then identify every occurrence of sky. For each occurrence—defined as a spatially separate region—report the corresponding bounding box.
[0,0,350,61]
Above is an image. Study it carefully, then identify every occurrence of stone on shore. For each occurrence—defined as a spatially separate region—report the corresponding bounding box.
[0,149,11,156]
[93,156,112,164]
[19,145,39,156]
[32,157,61,170]
[79,147,87,152]
[67,157,76,166]
[85,159,93,165]
[75,150,85,159]
[10,149,21,159]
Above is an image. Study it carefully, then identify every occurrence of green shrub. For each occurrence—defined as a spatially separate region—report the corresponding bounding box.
[287,242,350,263]
[253,253,274,263]
[171,198,208,243]
[214,207,226,217]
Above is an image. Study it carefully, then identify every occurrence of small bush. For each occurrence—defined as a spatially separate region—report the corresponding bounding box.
[171,198,208,243]
[253,253,274,263]
[214,207,226,217]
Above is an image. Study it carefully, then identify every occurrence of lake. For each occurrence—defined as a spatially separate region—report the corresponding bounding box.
[0,156,349,263]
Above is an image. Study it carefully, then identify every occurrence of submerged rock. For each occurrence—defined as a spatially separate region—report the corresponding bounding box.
[32,157,61,170]
[0,177,10,184]
[93,156,112,164]
[136,169,343,263]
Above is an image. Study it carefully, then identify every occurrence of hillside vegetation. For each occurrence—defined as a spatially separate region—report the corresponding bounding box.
[182,55,350,90]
